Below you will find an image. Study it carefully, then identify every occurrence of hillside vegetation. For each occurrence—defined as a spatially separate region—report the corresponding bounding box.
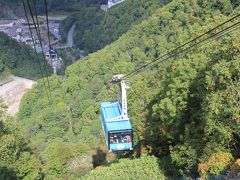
[60,0,170,54]
[16,0,240,179]
[0,99,41,180]
[0,32,51,80]
[82,156,165,179]
[0,0,103,17]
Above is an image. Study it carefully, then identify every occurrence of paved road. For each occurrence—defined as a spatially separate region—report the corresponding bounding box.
[0,76,36,116]
[38,16,67,21]
[48,16,67,21]
[52,23,75,50]
[67,23,76,48]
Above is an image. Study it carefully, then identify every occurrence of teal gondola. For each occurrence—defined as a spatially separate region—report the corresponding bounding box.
[100,75,133,152]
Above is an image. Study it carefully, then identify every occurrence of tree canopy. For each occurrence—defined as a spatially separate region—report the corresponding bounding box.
[0,99,41,179]
[82,156,165,179]
[0,32,51,80]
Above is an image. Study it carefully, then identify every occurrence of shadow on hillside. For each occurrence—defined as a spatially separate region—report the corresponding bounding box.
[92,148,107,168]
[0,120,3,131]
[143,68,209,179]
[0,166,18,180]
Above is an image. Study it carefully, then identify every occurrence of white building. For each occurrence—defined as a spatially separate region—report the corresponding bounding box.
[0,22,14,28]
[108,0,125,8]
[15,34,21,41]
[16,28,22,33]
[100,4,108,12]
[101,0,125,11]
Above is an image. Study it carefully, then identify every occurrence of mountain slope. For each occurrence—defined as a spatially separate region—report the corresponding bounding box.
[17,0,240,178]
[60,0,170,53]
[0,32,51,80]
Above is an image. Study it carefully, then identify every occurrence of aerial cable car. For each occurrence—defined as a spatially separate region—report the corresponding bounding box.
[100,74,133,152]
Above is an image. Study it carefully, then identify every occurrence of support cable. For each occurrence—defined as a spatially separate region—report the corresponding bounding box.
[26,0,53,101]
[124,14,240,79]
[44,0,53,69]
[30,0,51,76]
[44,0,52,54]
[32,0,41,40]
[143,22,240,74]
[22,0,51,103]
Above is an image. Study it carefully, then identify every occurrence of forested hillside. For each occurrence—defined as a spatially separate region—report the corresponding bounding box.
[0,99,41,180]
[0,32,51,80]
[16,0,240,179]
[60,0,170,54]
[0,0,101,18]
[0,0,22,18]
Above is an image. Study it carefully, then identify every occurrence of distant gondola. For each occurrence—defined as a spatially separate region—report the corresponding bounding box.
[100,74,133,152]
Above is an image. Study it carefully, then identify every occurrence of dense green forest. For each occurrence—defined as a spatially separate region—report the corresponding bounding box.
[0,32,51,80]
[0,0,238,179]
[0,99,42,179]
[33,0,102,13]
[60,0,170,54]
[0,0,103,18]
